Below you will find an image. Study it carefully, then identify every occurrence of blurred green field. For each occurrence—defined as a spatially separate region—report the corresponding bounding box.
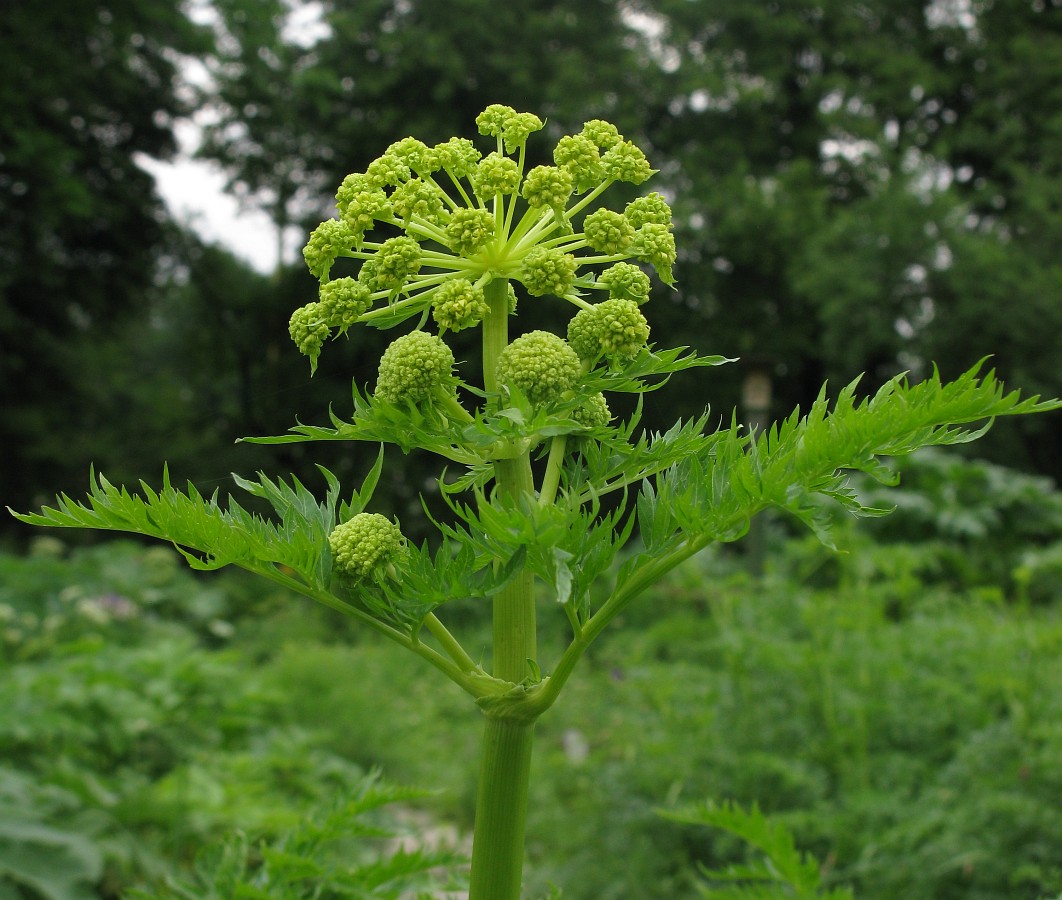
[3,451,1062,899]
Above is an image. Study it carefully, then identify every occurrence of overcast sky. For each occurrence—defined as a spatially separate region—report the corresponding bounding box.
[134,1,333,274]
[139,143,284,274]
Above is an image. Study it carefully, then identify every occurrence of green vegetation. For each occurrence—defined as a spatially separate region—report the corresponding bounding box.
[12,104,1059,895]
[4,456,1062,897]
[6,1,1062,522]
[5,2,1061,896]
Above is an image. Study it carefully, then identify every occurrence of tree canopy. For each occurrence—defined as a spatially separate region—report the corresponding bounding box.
[0,0,213,510]
[3,0,1059,527]
[196,0,1060,472]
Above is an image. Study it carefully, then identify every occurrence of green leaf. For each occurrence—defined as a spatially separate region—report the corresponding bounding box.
[9,466,335,591]
[0,818,103,900]
[661,800,851,899]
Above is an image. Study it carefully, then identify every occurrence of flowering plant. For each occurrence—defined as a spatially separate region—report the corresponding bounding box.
[12,105,1059,898]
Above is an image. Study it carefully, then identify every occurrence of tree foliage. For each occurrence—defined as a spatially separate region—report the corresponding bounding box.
[0,0,212,511]
[197,0,1061,474]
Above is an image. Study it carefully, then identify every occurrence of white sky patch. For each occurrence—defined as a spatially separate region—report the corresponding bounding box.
[282,0,331,47]
[136,116,286,273]
[134,0,332,273]
[139,151,285,273]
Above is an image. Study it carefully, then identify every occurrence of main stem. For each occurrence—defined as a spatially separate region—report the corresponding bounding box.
[468,277,539,899]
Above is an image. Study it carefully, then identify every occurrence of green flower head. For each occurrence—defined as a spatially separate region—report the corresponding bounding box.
[581,119,622,150]
[296,105,673,373]
[390,179,448,227]
[445,208,495,256]
[471,152,522,200]
[432,279,490,332]
[521,246,578,298]
[598,262,652,304]
[624,192,673,229]
[366,152,411,189]
[601,140,655,185]
[553,134,605,193]
[633,224,677,286]
[328,513,405,582]
[572,392,612,428]
[289,302,331,367]
[359,236,423,293]
[567,298,650,363]
[497,331,581,406]
[583,209,635,255]
[386,137,440,176]
[521,165,574,213]
[303,219,355,281]
[375,330,455,405]
[319,277,372,329]
[434,137,482,178]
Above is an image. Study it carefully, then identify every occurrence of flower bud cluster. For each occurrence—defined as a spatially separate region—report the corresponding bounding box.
[328,513,405,582]
[567,298,650,363]
[497,331,581,406]
[598,263,651,304]
[521,246,578,298]
[375,331,455,405]
[293,104,677,411]
[445,208,495,256]
[432,279,490,332]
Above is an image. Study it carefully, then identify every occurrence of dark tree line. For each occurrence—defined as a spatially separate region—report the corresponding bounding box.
[3,0,1060,529]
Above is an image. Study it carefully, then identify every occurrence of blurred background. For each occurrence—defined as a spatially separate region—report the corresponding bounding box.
[2,2,1062,898]
[3,0,1060,524]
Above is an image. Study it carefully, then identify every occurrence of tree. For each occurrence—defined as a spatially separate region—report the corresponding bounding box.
[197,0,1061,476]
[651,0,1062,473]
[0,0,213,514]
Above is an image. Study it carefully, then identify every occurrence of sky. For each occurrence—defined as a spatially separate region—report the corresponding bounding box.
[133,0,333,274]
[138,133,286,275]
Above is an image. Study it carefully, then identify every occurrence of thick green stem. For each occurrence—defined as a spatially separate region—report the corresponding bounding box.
[482,278,510,397]
[467,276,539,898]
[491,456,536,683]
[468,717,536,900]
[539,435,568,507]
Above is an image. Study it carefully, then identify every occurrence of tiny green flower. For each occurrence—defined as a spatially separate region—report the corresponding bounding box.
[553,134,605,192]
[445,208,495,256]
[567,298,650,363]
[598,262,651,304]
[583,208,635,255]
[387,137,440,176]
[476,103,518,138]
[335,173,375,216]
[601,140,655,185]
[624,192,673,229]
[633,223,677,285]
[319,277,373,329]
[303,219,355,281]
[288,302,331,367]
[434,137,482,178]
[521,165,574,214]
[572,392,612,428]
[359,236,423,293]
[502,111,545,154]
[581,119,623,150]
[432,279,490,332]
[390,179,448,227]
[341,189,393,245]
[471,152,522,200]
[365,152,411,189]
